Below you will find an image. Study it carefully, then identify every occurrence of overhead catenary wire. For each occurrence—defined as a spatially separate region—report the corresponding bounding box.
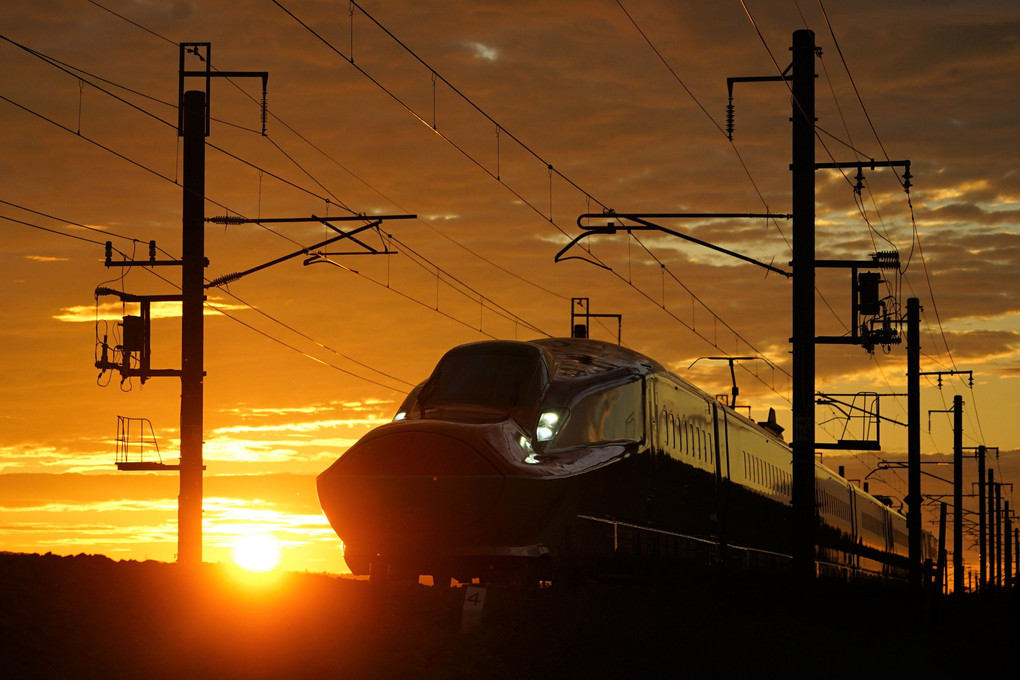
[270,0,598,243]
[273,0,796,399]
[26,8,571,329]
[2,38,552,349]
[80,0,796,397]
[789,3,999,511]
[811,1,984,445]
[9,3,995,462]
[0,66,514,389]
[727,3,994,470]
[134,264,414,392]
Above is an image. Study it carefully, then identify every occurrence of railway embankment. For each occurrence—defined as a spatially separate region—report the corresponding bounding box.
[1,552,1014,678]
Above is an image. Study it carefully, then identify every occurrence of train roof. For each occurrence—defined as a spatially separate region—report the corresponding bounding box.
[452,338,785,444]
[531,337,668,380]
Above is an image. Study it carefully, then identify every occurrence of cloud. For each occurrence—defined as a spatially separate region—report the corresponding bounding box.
[212,417,388,434]
[465,41,500,62]
[24,255,69,262]
[53,297,253,323]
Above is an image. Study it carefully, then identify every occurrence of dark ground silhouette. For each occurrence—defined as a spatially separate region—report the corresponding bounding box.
[1,552,1014,678]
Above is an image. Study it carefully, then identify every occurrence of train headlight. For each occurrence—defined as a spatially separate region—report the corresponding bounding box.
[393,411,407,421]
[536,410,563,442]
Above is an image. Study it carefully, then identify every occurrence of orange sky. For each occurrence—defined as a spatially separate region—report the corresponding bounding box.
[1,1,1018,576]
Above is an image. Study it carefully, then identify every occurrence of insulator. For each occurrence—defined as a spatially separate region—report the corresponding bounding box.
[261,91,268,136]
[208,271,241,287]
[726,100,735,141]
[149,240,157,262]
[874,250,899,264]
[209,215,247,225]
[105,241,113,266]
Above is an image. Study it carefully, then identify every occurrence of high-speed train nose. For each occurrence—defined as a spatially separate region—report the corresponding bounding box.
[316,425,506,558]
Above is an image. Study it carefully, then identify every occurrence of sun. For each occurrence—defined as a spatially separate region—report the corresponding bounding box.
[232,532,283,572]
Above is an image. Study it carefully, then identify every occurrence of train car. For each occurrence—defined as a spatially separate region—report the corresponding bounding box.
[317,337,935,584]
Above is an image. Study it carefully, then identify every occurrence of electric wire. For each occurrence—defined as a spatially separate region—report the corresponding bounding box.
[66,7,574,320]
[86,0,177,47]
[14,5,998,470]
[344,0,608,217]
[0,198,143,244]
[1,39,551,345]
[611,0,859,360]
[732,2,984,475]
[135,265,413,392]
[813,0,985,446]
[273,0,797,399]
[1,213,109,246]
[614,0,792,252]
[0,76,489,390]
[270,0,600,245]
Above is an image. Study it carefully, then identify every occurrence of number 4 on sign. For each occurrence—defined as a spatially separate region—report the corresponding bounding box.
[461,586,487,632]
[464,587,485,609]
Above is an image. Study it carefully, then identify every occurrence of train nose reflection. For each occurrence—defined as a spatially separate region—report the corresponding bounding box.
[317,427,505,564]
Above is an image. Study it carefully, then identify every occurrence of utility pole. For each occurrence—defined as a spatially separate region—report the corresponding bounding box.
[906,297,921,588]
[995,479,1002,586]
[178,89,205,565]
[953,394,963,593]
[790,28,817,584]
[93,44,268,565]
[978,444,987,589]
[1006,500,1013,587]
[988,468,996,586]
[937,502,948,594]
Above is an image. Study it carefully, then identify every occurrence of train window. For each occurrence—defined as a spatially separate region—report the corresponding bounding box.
[551,379,644,449]
[417,342,548,420]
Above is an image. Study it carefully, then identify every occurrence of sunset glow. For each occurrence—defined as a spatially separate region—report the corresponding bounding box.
[232,532,283,573]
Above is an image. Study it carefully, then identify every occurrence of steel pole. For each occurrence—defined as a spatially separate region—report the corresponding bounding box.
[790,28,817,584]
[937,502,948,595]
[1005,501,1013,588]
[178,90,205,564]
[907,298,921,588]
[988,469,996,587]
[978,445,987,589]
[953,395,963,593]
[995,481,1002,587]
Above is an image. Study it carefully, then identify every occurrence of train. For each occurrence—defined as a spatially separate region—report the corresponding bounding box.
[317,337,936,585]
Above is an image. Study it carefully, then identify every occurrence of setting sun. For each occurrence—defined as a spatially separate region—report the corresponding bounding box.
[232,533,283,572]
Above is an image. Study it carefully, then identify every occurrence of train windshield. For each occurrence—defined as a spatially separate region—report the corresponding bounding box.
[544,378,643,450]
[413,342,549,422]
